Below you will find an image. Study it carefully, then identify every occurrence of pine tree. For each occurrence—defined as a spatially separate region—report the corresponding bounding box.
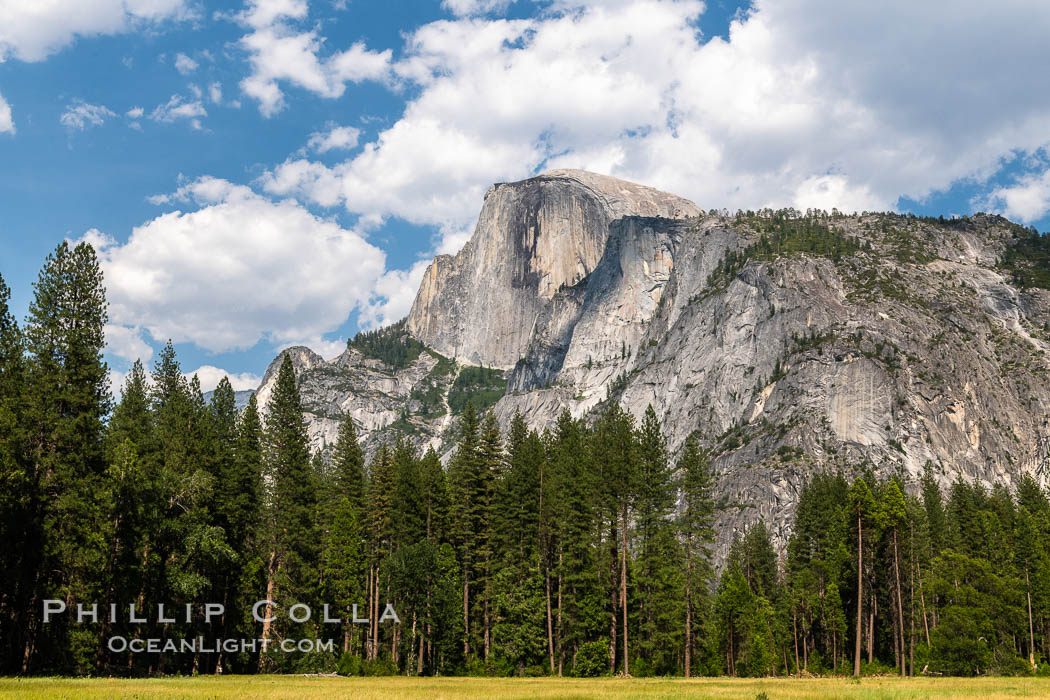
[476,411,503,660]
[633,405,682,674]
[325,495,365,654]
[448,402,482,659]
[546,410,601,675]
[0,271,29,672]
[365,442,395,661]
[331,414,367,517]
[678,433,715,677]
[95,362,154,672]
[418,447,448,543]
[495,411,542,564]
[105,360,152,460]
[209,377,239,527]
[206,377,246,672]
[883,480,908,676]
[223,392,265,672]
[848,477,875,676]
[229,393,264,559]
[259,355,319,669]
[22,241,111,673]
[591,403,638,675]
[491,411,546,673]
[392,438,425,548]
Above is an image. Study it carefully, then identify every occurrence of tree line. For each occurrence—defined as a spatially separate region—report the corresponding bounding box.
[4,241,1050,677]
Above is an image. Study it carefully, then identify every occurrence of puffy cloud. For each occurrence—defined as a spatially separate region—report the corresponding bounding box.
[259,158,344,207]
[275,336,347,360]
[80,177,387,353]
[208,82,222,104]
[306,123,360,153]
[108,368,132,395]
[149,94,206,129]
[359,259,431,329]
[979,167,1050,223]
[186,365,261,392]
[104,323,154,364]
[235,1,391,117]
[0,0,192,62]
[109,363,261,394]
[0,92,13,134]
[60,100,116,130]
[174,52,198,75]
[261,0,1050,259]
[237,0,307,29]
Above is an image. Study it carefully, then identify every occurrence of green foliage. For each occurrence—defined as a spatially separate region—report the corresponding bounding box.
[261,355,320,668]
[1001,228,1050,290]
[573,639,610,677]
[20,242,112,674]
[348,319,426,370]
[448,365,506,415]
[705,212,864,295]
[7,238,1050,680]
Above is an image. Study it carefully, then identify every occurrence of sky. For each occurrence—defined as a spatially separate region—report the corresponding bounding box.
[2,0,1050,393]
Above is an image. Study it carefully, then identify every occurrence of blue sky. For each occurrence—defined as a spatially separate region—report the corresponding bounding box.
[1,0,1049,392]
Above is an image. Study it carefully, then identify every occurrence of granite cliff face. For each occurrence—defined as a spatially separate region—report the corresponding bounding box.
[256,169,1050,561]
[405,169,701,369]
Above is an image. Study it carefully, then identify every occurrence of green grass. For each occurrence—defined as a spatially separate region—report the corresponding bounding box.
[3,676,1050,700]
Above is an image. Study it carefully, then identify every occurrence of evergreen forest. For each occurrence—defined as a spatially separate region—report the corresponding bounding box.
[4,241,1050,679]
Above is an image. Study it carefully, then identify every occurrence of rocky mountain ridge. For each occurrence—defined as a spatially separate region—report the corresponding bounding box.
[254,169,1050,559]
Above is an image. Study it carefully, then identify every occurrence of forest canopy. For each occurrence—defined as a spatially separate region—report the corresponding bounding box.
[1,242,1049,678]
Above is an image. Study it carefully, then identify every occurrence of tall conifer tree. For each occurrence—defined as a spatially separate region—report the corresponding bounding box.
[22,241,110,673]
[259,355,318,668]
[678,433,715,677]
[0,272,29,671]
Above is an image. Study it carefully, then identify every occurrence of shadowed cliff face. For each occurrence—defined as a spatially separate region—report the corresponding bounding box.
[258,169,1050,563]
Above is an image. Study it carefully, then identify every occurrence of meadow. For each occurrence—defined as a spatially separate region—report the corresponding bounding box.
[1,676,1049,700]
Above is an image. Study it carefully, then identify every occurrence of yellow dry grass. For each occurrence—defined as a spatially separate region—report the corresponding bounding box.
[1,676,1049,700]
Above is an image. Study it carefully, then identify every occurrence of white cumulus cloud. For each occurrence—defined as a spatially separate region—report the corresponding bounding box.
[979,167,1050,223]
[110,363,261,395]
[103,323,155,364]
[252,0,1050,331]
[79,178,387,354]
[0,0,192,62]
[234,0,392,117]
[306,123,360,153]
[237,0,307,29]
[260,0,1050,254]
[359,259,431,329]
[186,365,262,392]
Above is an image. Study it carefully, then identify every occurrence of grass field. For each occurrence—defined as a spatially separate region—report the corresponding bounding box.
[1,676,1049,700]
